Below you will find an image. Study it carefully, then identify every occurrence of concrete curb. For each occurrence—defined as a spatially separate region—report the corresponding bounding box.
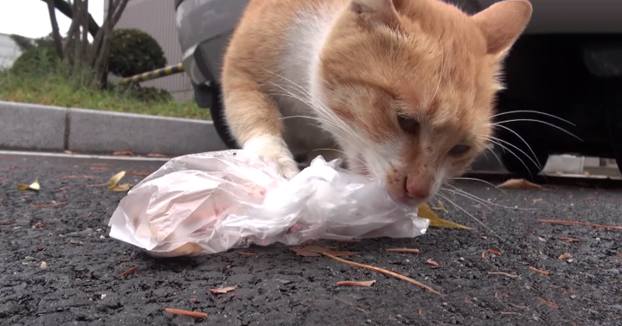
[0,101,227,156]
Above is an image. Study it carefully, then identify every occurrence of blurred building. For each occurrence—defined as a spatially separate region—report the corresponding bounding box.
[0,33,24,69]
[108,0,193,101]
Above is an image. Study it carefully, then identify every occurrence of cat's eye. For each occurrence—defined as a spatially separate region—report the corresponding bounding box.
[449,144,471,156]
[397,115,420,135]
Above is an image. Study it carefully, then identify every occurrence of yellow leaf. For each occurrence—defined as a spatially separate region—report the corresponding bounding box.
[109,183,132,192]
[417,203,471,230]
[17,177,40,191]
[107,171,126,189]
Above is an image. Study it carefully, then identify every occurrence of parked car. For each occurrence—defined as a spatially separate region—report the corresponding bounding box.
[174,0,622,180]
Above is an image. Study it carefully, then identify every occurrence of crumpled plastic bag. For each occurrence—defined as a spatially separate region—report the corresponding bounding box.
[108,150,429,257]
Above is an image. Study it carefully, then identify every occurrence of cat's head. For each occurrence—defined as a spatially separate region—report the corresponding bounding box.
[312,0,532,205]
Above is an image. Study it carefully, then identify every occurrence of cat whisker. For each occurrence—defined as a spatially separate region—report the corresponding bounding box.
[450,177,503,190]
[487,139,533,179]
[492,110,576,126]
[493,119,583,141]
[436,192,501,239]
[441,186,494,211]
[488,135,542,170]
[492,124,543,168]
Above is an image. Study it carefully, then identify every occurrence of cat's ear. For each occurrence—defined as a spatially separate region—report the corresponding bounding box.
[471,0,533,56]
[350,0,400,29]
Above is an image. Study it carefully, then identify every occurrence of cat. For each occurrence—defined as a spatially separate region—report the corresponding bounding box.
[220,0,532,205]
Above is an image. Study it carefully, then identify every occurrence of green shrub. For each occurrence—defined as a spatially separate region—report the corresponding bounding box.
[10,47,60,75]
[108,28,167,78]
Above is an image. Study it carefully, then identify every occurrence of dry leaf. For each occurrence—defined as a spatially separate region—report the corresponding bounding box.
[209,286,237,294]
[529,266,550,275]
[109,183,132,192]
[17,177,40,191]
[497,178,543,190]
[418,203,471,230]
[291,246,357,257]
[336,280,376,287]
[532,198,543,204]
[558,253,571,260]
[487,249,502,256]
[108,171,126,188]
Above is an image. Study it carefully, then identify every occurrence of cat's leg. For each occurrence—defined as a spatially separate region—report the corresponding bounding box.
[221,79,299,179]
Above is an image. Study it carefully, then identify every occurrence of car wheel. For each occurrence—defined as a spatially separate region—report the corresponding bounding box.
[193,83,240,149]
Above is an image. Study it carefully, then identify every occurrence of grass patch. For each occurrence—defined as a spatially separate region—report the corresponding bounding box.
[0,67,211,120]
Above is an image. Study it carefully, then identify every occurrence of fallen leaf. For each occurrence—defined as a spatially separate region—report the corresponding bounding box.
[386,248,420,254]
[558,253,571,260]
[537,297,559,309]
[426,259,440,268]
[17,177,40,191]
[481,251,486,259]
[209,286,237,294]
[487,249,502,256]
[497,178,543,190]
[532,198,543,204]
[336,280,376,287]
[494,292,499,299]
[529,267,550,275]
[291,246,357,257]
[418,203,471,230]
[107,171,126,189]
[109,183,132,192]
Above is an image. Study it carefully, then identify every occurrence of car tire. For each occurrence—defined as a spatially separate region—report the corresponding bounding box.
[193,83,240,149]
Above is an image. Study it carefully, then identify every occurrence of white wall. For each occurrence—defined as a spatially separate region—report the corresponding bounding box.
[0,34,23,69]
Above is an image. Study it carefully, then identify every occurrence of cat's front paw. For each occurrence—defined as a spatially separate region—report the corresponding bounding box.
[243,135,300,179]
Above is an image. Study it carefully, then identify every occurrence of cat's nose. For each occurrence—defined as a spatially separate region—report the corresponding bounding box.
[405,178,430,200]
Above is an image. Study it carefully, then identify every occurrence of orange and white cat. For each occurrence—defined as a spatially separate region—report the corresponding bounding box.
[221,0,532,205]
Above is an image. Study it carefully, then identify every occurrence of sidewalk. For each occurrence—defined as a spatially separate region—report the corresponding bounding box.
[1,100,619,178]
[0,100,227,156]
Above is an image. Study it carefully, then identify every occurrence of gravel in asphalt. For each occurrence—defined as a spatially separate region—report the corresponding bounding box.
[0,153,621,326]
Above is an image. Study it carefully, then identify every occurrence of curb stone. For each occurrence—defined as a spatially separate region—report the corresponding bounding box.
[0,100,227,156]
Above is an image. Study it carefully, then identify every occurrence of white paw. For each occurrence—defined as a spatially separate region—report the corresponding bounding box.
[244,135,300,179]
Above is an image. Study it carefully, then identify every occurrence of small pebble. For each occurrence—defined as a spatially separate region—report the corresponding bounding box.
[459,257,465,261]
[100,235,105,239]
[101,294,106,300]
[570,295,577,299]
[595,238,600,241]
[40,261,47,270]
[567,259,574,263]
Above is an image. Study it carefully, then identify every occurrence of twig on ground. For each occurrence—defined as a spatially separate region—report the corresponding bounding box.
[488,272,520,279]
[164,308,208,318]
[321,251,444,296]
[121,265,137,276]
[538,219,622,230]
[386,248,420,254]
[529,267,550,275]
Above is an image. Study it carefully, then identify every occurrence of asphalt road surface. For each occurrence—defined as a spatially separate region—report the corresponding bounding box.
[1,152,621,326]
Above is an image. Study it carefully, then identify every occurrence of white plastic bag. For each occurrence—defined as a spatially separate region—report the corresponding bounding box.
[108,150,429,257]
